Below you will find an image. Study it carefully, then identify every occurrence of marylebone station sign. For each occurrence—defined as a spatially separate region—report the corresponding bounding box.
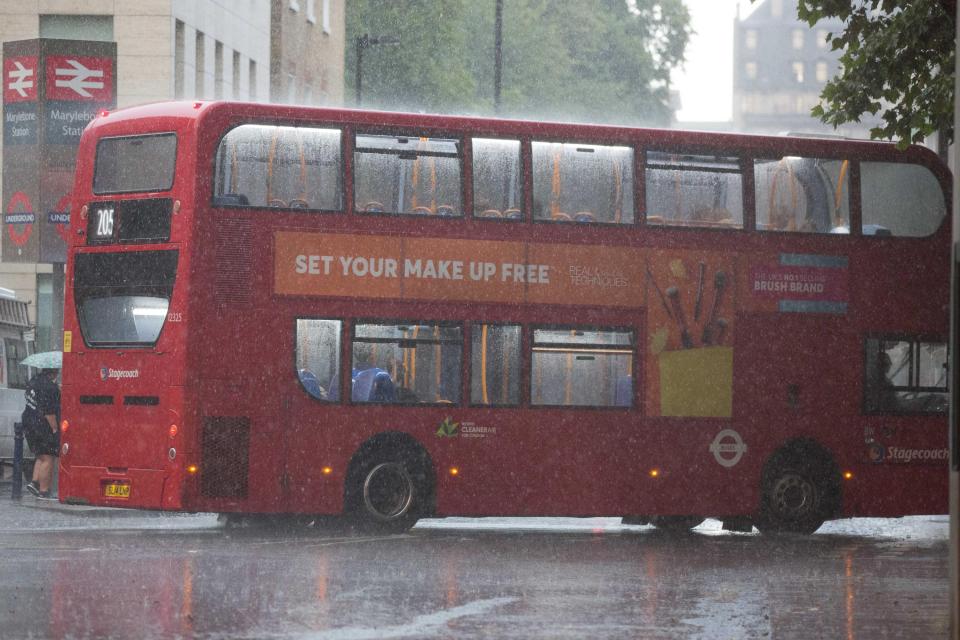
[3,39,116,263]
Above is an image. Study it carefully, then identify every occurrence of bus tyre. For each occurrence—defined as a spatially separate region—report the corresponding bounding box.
[756,453,837,535]
[348,454,425,533]
[649,516,705,532]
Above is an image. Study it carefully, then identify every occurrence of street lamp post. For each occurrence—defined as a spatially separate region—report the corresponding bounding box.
[355,33,400,107]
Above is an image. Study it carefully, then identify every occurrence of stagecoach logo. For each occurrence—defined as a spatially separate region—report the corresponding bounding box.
[709,429,747,468]
[99,367,140,381]
[867,443,948,465]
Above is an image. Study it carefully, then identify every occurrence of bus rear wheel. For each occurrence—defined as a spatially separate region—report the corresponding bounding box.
[649,516,705,532]
[347,453,426,533]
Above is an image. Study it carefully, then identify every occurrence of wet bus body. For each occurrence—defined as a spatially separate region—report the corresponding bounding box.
[59,101,950,534]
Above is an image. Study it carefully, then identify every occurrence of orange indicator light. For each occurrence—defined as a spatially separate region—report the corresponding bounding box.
[843,471,854,480]
[169,424,178,438]
[187,465,198,474]
[60,420,69,432]
[322,466,333,475]
[449,467,459,476]
[649,468,660,478]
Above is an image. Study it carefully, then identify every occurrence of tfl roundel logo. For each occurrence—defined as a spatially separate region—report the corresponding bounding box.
[100,367,109,381]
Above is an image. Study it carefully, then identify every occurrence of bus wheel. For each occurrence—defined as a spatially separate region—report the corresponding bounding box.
[649,516,705,532]
[756,450,837,535]
[348,455,424,533]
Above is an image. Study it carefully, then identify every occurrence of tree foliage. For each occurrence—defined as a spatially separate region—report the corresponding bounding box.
[345,0,691,126]
[796,0,955,148]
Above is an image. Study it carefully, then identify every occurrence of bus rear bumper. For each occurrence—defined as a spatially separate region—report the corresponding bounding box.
[59,465,177,511]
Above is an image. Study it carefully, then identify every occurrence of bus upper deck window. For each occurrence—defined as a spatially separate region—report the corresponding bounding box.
[354,134,463,217]
[754,156,850,234]
[532,142,634,224]
[860,162,946,237]
[213,124,343,211]
[473,138,521,220]
[645,152,743,229]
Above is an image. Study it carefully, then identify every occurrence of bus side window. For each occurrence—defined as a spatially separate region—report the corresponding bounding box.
[864,337,949,414]
[472,138,521,220]
[645,152,743,229]
[754,156,849,233]
[861,162,946,237]
[353,322,463,404]
[470,324,521,405]
[354,134,463,216]
[295,319,342,402]
[530,328,633,407]
[532,142,635,224]
[214,124,342,211]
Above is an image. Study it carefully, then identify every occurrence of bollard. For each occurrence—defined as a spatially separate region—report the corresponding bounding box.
[11,421,23,500]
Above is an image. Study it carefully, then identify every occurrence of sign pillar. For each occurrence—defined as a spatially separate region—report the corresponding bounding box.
[2,38,116,264]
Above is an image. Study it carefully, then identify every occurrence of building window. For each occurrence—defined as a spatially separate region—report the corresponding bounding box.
[771,0,783,17]
[745,62,758,80]
[792,29,805,50]
[289,0,300,12]
[815,61,829,83]
[174,20,185,99]
[195,31,205,98]
[745,29,758,50]
[791,61,804,83]
[817,29,830,49]
[287,73,297,104]
[232,51,241,99]
[39,14,113,41]
[214,40,224,99]
[307,0,317,24]
[322,0,331,34]
[249,60,257,101]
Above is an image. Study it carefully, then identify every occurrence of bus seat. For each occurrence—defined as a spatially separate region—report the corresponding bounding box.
[614,375,632,407]
[412,206,433,215]
[479,209,503,218]
[362,201,385,213]
[351,367,396,403]
[551,212,572,221]
[268,199,287,208]
[574,211,595,222]
[213,193,250,207]
[504,208,522,219]
[298,369,326,400]
[289,199,309,209]
[437,204,457,216]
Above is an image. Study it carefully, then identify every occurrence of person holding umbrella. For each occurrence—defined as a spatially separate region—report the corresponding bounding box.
[20,352,62,499]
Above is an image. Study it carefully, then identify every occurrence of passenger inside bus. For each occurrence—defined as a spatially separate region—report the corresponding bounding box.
[865,351,899,412]
[298,369,328,401]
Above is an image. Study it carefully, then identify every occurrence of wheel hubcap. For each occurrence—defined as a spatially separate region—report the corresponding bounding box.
[772,472,816,519]
[363,462,413,520]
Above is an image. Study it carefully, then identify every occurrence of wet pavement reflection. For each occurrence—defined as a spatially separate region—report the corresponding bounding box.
[0,514,949,639]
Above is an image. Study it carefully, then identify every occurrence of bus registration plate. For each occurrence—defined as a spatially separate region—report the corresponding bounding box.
[103,482,130,499]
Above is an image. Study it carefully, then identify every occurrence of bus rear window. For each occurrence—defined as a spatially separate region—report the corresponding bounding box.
[93,133,177,194]
[73,250,178,347]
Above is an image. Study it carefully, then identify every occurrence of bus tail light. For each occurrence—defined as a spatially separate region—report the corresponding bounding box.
[60,420,69,433]
[169,424,178,438]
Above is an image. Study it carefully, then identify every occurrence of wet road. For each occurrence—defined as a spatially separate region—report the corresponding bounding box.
[0,501,949,639]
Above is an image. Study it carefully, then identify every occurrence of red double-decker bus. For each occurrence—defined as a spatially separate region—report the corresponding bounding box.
[58,101,950,534]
